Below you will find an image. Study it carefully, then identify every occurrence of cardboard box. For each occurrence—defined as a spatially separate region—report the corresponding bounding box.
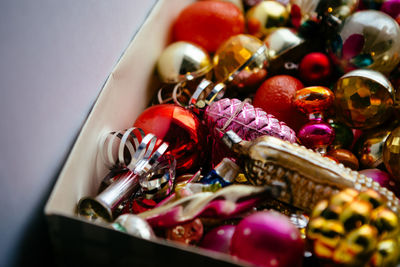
[45,0,246,266]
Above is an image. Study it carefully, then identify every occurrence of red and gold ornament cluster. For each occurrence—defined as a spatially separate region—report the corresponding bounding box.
[88,1,400,266]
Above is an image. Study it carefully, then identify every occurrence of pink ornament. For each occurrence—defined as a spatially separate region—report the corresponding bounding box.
[204,98,296,166]
[298,120,335,151]
[381,0,400,19]
[199,225,236,254]
[230,211,304,267]
[359,169,400,197]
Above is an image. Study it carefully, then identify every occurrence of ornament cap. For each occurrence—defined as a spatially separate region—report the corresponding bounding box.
[214,158,241,183]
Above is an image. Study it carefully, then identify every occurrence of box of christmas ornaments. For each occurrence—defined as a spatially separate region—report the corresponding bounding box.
[45,0,400,266]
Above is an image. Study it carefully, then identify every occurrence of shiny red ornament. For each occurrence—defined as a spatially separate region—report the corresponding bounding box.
[172,1,244,52]
[299,52,332,85]
[131,198,157,214]
[133,104,206,173]
[253,75,307,132]
[165,218,204,245]
[230,211,304,267]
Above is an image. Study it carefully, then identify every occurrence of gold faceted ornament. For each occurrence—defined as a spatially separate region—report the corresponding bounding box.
[307,188,400,267]
[383,126,400,183]
[334,69,395,129]
[213,34,268,91]
[246,1,289,38]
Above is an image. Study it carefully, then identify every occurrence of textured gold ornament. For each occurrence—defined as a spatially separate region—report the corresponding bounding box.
[222,131,400,214]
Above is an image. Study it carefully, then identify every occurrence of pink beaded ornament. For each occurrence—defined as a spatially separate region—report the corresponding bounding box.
[204,98,297,166]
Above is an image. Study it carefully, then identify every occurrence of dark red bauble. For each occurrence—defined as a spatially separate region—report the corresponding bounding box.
[299,52,332,85]
[133,104,207,173]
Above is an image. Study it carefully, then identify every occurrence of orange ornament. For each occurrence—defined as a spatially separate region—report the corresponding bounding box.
[253,75,307,132]
[172,1,245,52]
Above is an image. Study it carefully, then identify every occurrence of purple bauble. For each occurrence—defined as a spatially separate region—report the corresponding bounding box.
[199,225,236,254]
[230,211,304,267]
[359,168,400,197]
[298,120,335,151]
[381,0,400,19]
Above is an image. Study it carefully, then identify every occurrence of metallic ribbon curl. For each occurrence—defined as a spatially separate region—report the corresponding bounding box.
[78,128,176,222]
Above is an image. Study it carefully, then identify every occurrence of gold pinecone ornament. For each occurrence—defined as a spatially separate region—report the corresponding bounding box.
[307,188,400,267]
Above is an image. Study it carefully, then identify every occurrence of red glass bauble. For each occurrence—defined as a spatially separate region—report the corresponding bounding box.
[299,52,332,85]
[253,75,307,132]
[133,104,206,173]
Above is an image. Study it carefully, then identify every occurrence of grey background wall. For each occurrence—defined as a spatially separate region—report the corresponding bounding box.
[0,1,157,266]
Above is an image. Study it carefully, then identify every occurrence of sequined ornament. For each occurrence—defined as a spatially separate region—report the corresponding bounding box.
[165,218,204,245]
[355,127,392,169]
[133,104,207,173]
[327,148,359,170]
[222,130,400,213]
[290,0,359,28]
[204,98,297,166]
[213,34,268,92]
[329,121,354,149]
[334,69,395,129]
[230,211,304,267]
[384,126,400,182]
[328,10,400,74]
[307,188,400,266]
[246,1,289,38]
